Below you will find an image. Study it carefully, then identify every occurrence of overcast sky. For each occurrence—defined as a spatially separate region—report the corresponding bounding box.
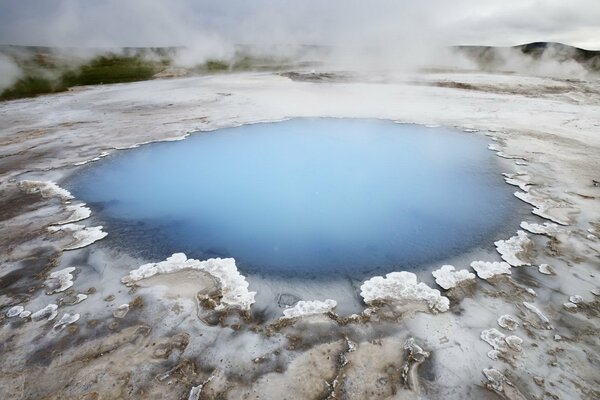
[1,0,599,49]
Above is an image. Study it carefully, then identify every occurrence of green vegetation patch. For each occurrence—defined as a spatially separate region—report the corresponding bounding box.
[61,55,164,86]
[1,75,61,100]
[1,53,167,100]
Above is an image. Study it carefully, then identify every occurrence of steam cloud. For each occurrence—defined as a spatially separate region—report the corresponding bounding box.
[0,54,21,91]
[2,1,600,49]
[0,0,599,81]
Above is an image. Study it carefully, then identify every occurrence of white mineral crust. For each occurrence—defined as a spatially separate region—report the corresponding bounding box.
[432,265,475,290]
[122,253,256,310]
[470,261,512,280]
[18,180,73,200]
[494,230,532,266]
[360,271,449,313]
[281,299,337,319]
[44,267,76,294]
[31,304,59,321]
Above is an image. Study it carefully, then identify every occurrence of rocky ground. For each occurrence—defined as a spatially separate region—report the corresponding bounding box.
[0,70,599,399]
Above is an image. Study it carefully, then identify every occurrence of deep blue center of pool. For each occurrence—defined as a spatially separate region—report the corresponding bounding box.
[68,118,519,276]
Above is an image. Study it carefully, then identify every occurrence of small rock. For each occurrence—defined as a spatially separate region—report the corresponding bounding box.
[533,376,545,386]
[482,368,506,392]
[538,264,555,275]
[31,304,59,321]
[505,335,523,352]
[53,313,80,330]
[569,295,583,304]
[6,306,24,318]
[277,293,301,308]
[497,314,519,331]
[113,304,129,319]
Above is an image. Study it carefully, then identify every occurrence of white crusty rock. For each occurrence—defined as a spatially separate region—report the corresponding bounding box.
[520,221,563,236]
[569,295,583,304]
[53,313,80,330]
[523,302,552,329]
[6,306,24,318]
[470,261,512,280]
[481,330,523,358]
[503,173,531,192]
[538,264,555,275]
[563,295,584,310]
[481,328,505,348]
[48,224,107,250]
[188,386,202,400]
[113,304,130,319]
[73,294,88,304]
[497,314,519,331]
[494,231,532,266]
[483,368,507,392]
[31,304,59,321]
[122,253,256,310]
[505,335,523,352]
[19,310,31,319]
[514,191,569,225]
[360,271,450,313]
[187,376,214,400]
[432,265,475,290]
[281,299,337,319]
[57,203,92,224]
[44,267,76,294]
[18,180,74,200]
[480,328,507,360]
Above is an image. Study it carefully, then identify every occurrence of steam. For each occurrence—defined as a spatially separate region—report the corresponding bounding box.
[454,43,594,79]
[0,0,599,79]
[500,48,589,79]
[0,54,21,91]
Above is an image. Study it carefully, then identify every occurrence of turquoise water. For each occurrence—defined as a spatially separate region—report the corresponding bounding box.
[67,118,519,276]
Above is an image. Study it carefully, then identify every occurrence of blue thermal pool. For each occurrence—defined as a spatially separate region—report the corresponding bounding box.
[66,118,521,276]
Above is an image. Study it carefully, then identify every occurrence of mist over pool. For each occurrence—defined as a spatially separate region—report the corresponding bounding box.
[67,118,521,276]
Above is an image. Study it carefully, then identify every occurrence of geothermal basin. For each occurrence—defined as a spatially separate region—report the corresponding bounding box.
[66,118,521,278]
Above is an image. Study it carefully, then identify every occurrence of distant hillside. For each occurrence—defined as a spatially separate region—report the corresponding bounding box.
[0,46,174,100]
[454,42,600,74]
[0,45,319,101]
[1,42,598,101]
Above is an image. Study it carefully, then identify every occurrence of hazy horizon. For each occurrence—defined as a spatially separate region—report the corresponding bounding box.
[1,1,599,94]
[1,1,599,51]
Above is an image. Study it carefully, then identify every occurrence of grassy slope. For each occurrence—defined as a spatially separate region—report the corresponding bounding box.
[0,46,303,101]
[1,52,168,100]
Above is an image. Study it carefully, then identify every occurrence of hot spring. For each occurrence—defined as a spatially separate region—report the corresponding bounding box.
[66,118,521,277]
